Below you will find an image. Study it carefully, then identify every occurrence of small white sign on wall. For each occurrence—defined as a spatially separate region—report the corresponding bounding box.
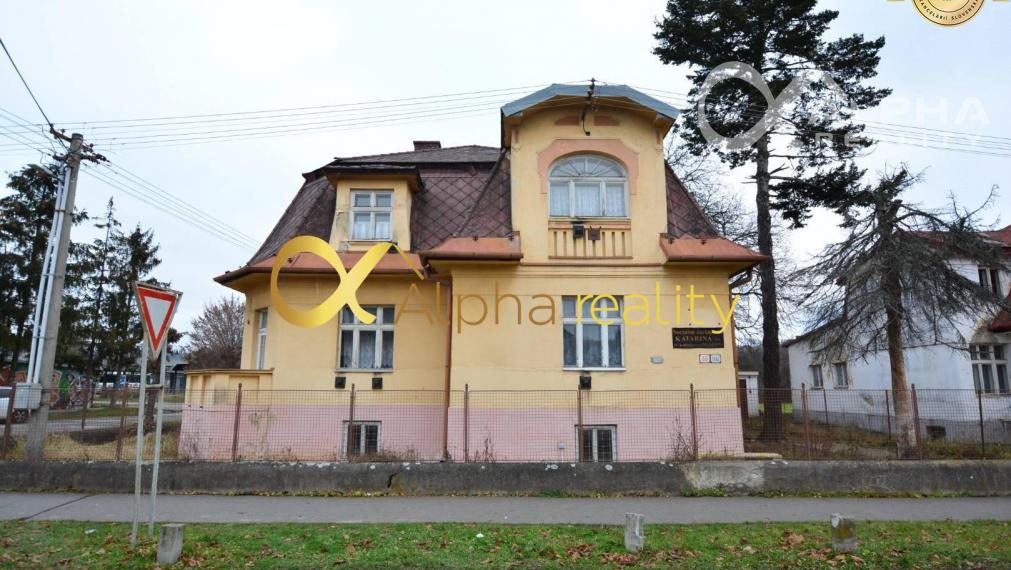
[698,354,711,363]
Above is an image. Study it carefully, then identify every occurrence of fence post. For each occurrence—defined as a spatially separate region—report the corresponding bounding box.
[463,384,469,463]
[230,383,243,462]
[822,387,829,425]
[884,390,892,443]
[911,384,923,460]
[801,383,812,459]
[115,385,128,461]
[80,382,91,432]
[976,388,986,459]
[346,384,356,461]
[689,384,699,461]
[1,384,17,460]
[576,386,583,462]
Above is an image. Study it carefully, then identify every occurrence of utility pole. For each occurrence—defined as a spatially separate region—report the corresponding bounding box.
[24,132,85,461]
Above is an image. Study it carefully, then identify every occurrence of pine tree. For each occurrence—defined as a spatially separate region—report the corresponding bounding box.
[104,224,162,376]
[0,164,87,384]
[655,1,891,439]
[78,198,122,380]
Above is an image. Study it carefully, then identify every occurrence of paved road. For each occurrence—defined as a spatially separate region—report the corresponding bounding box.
[4,413,182,436]
[2,493,1009,524]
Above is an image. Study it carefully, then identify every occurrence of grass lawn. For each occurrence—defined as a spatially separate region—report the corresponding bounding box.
[1,520,1008,569]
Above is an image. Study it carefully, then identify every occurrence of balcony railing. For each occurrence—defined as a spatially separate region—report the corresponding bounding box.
[548,220,632,259]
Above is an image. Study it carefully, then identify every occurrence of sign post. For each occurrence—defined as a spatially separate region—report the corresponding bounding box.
[129,282,181,547]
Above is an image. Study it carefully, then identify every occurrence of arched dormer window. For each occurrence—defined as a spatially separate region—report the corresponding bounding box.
[548,155,628,218]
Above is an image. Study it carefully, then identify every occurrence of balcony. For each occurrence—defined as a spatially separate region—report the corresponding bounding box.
[548,220,632,259]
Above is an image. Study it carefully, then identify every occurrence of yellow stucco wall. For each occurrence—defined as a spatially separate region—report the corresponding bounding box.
[239,274,447,391]
[328,177,413,252]
[508,105,669,264]
[217,98,743,401]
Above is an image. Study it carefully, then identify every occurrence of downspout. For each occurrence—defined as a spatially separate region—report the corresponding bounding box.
[428,272,453,462]
[727,268,753,389]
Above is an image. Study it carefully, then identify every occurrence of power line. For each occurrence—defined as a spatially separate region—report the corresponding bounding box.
[0,115,259,252]
[0,34,64,151]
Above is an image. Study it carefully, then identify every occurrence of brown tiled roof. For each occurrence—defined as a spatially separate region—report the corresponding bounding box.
[658,235,768,264]
[248,176,335,265]
[410,159,508,251]
[333,145,501,165]
[665,164,718,238]
[420,236,522,262]
[232,145,732,283]
[216,250,424,284]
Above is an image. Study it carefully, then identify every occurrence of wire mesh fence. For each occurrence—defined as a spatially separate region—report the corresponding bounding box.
[1,384,1008,463]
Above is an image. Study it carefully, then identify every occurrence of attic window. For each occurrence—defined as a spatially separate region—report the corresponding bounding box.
[548,155,627,218]
[351,190,393,241]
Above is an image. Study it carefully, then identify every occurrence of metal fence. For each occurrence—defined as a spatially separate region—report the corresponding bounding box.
[2,384,1009,463]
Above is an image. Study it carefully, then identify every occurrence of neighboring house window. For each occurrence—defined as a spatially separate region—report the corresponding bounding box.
[339,306,394,370]
[579,425,616,462]
[548,155,627,218]
[833,362,849,388]
[978,266,1003,295]
[344,421,380,457]
[810,365,824,389]
[971,344,1009,394]
[350,190,393,240]
[562,296,624,369]
[255,309,268,369]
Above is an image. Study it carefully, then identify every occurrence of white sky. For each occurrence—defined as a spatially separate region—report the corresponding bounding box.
[1,1,1008,337]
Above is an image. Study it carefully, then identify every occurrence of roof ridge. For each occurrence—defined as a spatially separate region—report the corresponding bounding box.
[333,144,499,163]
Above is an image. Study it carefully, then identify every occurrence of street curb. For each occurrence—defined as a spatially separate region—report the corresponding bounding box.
[1,460,1009,496]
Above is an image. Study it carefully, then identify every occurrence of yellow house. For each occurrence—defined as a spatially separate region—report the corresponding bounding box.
[184,84,766,463]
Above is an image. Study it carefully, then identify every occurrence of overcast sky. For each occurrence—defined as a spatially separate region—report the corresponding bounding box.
[1,1,1008,337]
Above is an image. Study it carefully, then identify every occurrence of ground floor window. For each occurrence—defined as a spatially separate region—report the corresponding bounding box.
[579,425,616,462]
[339,306,394,370]
[833,362,849,388]
[562,296,624,369]
[343,421,380,457]
[971,344,1008,394]
[809,364,824,389]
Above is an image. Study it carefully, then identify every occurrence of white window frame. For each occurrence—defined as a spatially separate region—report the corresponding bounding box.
[809,364,824,389]
[255,309,268,369]
[338,306,394,371]
[342,421,381,457]
[548,155,628,219]
[832,362,849,389]
[562,296,625,371]
[350,190,393,241]
[971,344,1009,394]
[978,266,1003,295]
[578,425,616,462]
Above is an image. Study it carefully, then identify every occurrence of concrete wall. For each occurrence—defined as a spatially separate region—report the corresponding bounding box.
[4,460,1011,496]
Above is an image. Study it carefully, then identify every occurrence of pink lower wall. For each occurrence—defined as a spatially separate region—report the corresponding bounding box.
[180,403,744,462]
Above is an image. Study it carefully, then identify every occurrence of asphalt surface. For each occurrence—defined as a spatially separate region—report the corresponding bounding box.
[2,493,1009,524]
[5,413,182,436]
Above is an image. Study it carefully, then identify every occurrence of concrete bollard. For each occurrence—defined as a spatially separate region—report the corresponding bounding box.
[157,523,185,564]
[624,512,644,552]
[830,513,857,553]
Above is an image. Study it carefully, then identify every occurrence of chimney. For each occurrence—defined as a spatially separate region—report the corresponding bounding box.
[413,140,441,151]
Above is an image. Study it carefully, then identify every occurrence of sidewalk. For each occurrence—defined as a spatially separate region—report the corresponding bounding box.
[2,493,1010,525]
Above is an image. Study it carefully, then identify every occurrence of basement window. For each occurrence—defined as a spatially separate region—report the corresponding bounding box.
[578,425,616,462]
[343,421,380,457]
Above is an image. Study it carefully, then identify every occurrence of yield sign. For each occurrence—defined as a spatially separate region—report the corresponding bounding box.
[134,282,182,356]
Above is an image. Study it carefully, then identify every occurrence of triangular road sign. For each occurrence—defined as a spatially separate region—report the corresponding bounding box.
[134,282,182,356]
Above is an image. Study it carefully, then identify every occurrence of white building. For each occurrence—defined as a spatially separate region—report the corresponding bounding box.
[784,225,1011,443]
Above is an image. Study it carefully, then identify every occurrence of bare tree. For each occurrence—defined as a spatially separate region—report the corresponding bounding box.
[795,169,1008,457]
[185,296,244,369]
